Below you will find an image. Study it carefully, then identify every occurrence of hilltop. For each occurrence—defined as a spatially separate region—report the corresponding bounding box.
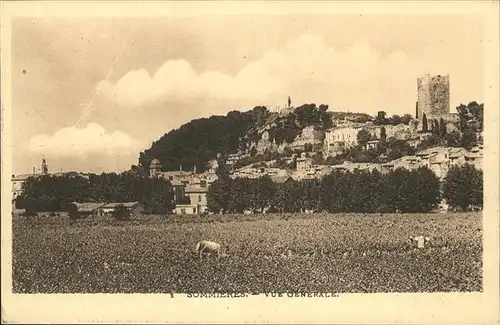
[138,103,369,173]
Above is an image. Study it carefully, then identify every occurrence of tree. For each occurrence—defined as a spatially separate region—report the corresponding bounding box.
[112,204,130,221]
[357,129,372,145]
[417,133,440,152]
[141,178,175,214]
[299,179,320,212]
[380,127,387,141]
[250,146,257,158]
[467,101,484,130]
[439,118,447,137]
[374,111,387,125]
[67,203,80,222]
[456,103,469,131]
[443,164,483,210]
[385,167,441,212]
[312,153,325,165]
[281,180,301,212]
[139,109,259,173]
[401,114,413,125]
[252,176,275,213]
[445,131,461,147]
[461,129,477,150]
[422,113,428,133]
[207,154,232,214]
[229,178,253,213]
[389,114,402,125]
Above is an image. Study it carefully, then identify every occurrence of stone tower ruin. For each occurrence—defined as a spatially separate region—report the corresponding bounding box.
[416,74,450,121]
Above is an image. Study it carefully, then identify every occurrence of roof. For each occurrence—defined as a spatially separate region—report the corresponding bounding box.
[465,152,482,158]
[12,174,38,181]
[102,202,142,208]
[73,202,107,212]
[175,204,199,208]
[170,179,184,186]
[271,176,294,184]
[448,147,462,153]
[422,153,437,159]
[449,149,464,158]
[416,147,439,156]
[185,186,207,194]
[161,171,193,177]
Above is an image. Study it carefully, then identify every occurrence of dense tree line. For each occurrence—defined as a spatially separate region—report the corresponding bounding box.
[16,173,175,214]
[208,156,482,214]
[208,156,442,213]
[373,111,413,126]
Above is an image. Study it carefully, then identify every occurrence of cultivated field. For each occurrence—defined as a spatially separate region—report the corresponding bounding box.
[12,212,482,293]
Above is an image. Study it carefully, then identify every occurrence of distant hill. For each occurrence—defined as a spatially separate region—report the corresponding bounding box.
[138,107,269,173]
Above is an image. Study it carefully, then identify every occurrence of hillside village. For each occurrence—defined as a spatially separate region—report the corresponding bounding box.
[145,74,483,215]
[12,73,484,216]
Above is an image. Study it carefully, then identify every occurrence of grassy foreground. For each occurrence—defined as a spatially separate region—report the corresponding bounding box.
[12,212,482,293]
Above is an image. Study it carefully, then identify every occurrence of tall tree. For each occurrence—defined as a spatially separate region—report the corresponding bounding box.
[443,164,483,210]
[456,104,469,131]
[229,178,253,213]
[439,118,447,137]
[445,131,461,147]
[380,127,387,141]
[357,129,372,145]
[207,154,232,214]
[422,113,429,133]
[251,175,275,213]
[461,129,477,150]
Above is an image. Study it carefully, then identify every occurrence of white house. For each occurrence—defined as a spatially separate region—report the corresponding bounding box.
[175,178,209,215]
[12,174,34,200]
[324,125,361,155]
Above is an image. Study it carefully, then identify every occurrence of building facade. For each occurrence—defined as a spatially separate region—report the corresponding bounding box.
[324,125,361,155]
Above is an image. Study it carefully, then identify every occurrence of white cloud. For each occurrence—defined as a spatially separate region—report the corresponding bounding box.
[28,123,145,158]
[100,32,478,116]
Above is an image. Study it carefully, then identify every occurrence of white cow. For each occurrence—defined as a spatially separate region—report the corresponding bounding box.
[195,240,229,260]
[409,235,431,249]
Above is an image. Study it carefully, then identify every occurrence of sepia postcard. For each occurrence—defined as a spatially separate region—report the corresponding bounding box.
[1,1,499,324]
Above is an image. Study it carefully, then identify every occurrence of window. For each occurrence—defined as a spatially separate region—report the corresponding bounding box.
[181,208,186,214]
[198,195,202,202]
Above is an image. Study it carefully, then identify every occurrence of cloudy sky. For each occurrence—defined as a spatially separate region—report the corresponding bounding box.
[11,14,484,174]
